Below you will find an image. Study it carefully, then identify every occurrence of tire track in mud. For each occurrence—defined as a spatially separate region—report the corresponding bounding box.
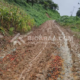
[18,21,53,80]
[54,21,74,80]
[19,20,74,80]
[18,42,47,80]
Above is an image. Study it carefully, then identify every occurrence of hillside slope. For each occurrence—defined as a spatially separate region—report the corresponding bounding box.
[0,20,80,80]
[0,0,60,34]
[5,0,60,26]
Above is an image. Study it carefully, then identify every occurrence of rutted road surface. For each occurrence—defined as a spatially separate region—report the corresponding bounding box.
[55,23,73,80]
[0,20,80,80]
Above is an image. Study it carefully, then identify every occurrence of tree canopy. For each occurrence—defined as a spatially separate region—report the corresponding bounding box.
[76,8,80,17]
[26,0,59,10]
[5,0,59,10]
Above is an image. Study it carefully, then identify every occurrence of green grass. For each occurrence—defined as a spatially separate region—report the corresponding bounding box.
[57,16,80,32]
[4,0,60,26]
[0,0,60,34]
[15,3,60,26]
[56,15,80,40]
[71,26,80,32]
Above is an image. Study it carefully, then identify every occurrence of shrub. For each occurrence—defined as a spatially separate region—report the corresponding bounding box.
[0,1,35,34]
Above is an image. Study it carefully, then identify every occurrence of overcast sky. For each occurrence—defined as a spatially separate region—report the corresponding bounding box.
[53,0,80,16]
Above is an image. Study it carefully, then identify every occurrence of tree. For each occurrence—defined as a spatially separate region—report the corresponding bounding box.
[44,1,49,9]
[27,0,29,3]
[46,0,52,4]
[26,0,34,6]
[39,0,45,4]
[76,8,80,17]
[32,0,34,6]
[53,3,59,10]
[26,0,59,10]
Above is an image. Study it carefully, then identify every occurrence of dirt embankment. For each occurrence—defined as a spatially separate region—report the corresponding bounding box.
[0,20,80,80]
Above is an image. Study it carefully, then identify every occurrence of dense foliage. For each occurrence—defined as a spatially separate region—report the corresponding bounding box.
[5,0,59,10]
[2,0,60,26]
[76,8,80,17]
[0,0,60,34]
[57,15,80,39]
[0,0,35,34]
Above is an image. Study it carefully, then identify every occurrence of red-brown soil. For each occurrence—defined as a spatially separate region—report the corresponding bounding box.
[0,20,80,80]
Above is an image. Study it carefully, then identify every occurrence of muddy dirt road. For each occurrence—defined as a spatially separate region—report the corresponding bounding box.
[0,20,80,80]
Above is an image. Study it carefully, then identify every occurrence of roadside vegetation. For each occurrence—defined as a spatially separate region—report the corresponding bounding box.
[56,15,80,39]
[0,0,35,34]
[0,0,60,35]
